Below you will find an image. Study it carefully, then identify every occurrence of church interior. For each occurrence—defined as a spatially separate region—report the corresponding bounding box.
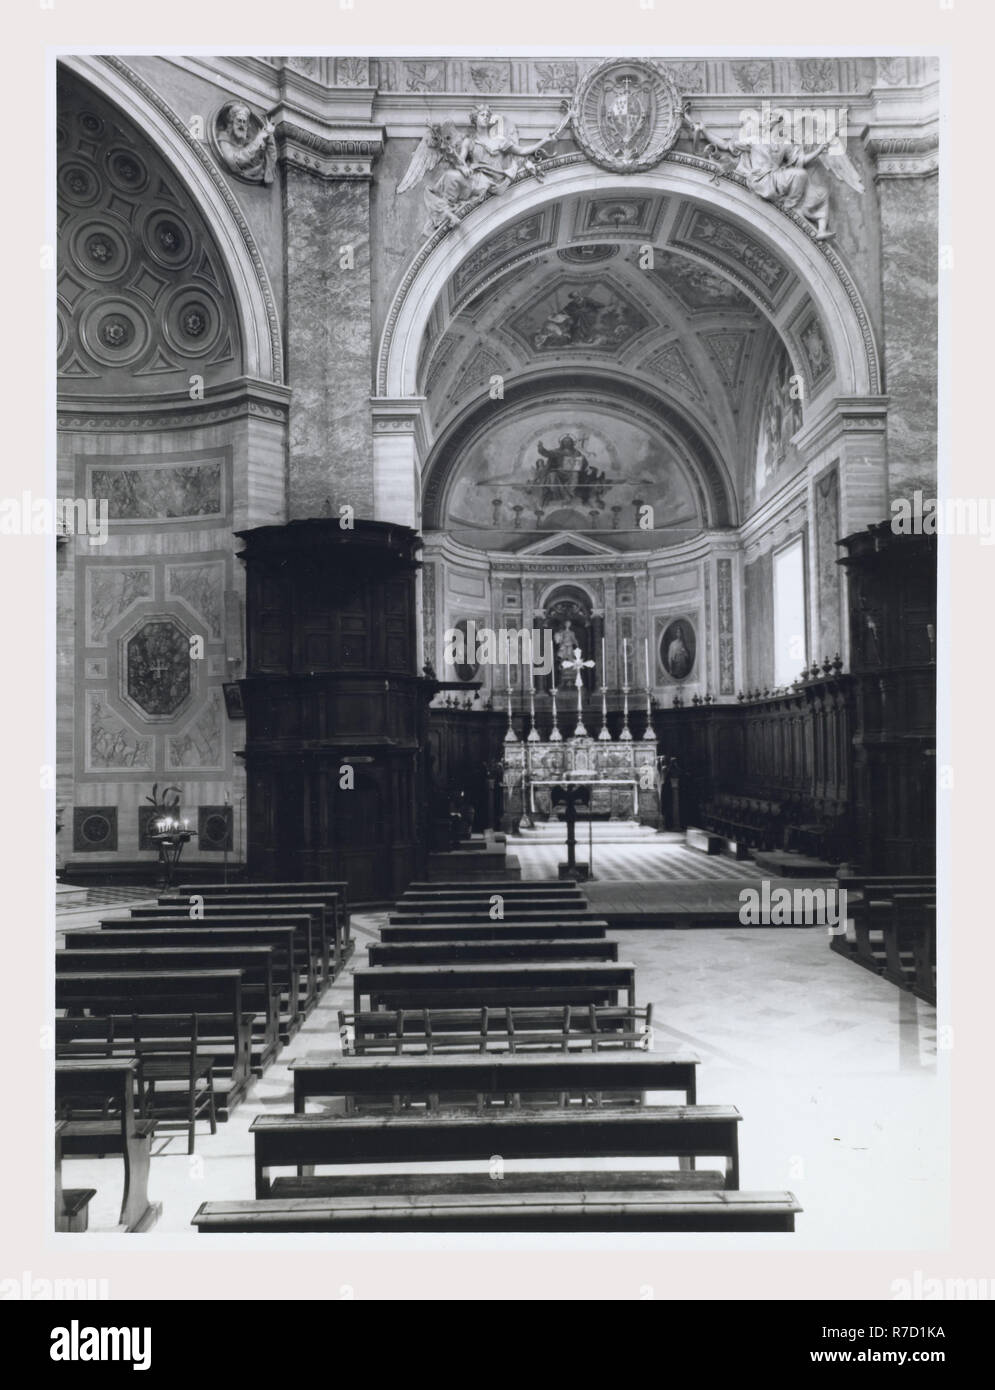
[53,53,940,1243]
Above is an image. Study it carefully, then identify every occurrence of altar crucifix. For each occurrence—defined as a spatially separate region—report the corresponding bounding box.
[561,645,596,738]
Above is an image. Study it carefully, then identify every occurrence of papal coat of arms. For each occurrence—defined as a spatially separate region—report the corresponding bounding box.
[572,59,683,172]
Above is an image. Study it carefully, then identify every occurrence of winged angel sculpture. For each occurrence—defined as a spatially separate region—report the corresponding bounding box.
[685,113,864,240]
[398,104,568,235]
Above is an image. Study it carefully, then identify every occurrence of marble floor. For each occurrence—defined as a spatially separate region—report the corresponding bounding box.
[514,839,772,882]
[60,903,945,1249]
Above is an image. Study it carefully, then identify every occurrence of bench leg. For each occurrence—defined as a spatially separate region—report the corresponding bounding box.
[726,1132,740,1191]
[120,1135,155,1232]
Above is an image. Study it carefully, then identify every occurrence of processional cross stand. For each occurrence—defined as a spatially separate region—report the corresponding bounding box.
[561,646,596,738]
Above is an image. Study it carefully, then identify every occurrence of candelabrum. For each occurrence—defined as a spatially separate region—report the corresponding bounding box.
[619,681,632,741]
[549,684,563,741]
[642,685,655,739]
[503,678,518,743]
[597,683,611,740]
[527,683,540,742]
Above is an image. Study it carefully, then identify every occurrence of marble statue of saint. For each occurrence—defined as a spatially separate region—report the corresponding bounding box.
[685,116,863,240]
[398,105,564,235]
[215,102,277,185]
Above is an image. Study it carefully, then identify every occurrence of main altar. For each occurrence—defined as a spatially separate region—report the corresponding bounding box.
[502,739,660,828]
[500,644,660,831]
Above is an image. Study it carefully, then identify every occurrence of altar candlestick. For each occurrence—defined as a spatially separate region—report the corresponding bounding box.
[643,637,655,740]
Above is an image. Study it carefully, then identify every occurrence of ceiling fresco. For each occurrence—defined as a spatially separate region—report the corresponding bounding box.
[441,404,701,553]
[417,188,819,527]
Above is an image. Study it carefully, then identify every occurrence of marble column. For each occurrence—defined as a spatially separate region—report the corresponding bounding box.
[275,115,385,520]
[864,124,939,498]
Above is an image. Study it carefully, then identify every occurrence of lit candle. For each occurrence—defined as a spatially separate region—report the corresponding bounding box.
[622,638,628,686]
[601,637,606,688]
[645,637,650,687]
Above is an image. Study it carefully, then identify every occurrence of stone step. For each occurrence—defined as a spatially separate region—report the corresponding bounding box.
[753,849,838,878]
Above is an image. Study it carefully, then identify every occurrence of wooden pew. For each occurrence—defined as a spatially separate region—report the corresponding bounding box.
[179,878,349,919]
[55,1058,160,1232]
[57,947,281,1065]
[248,1105,742,1197]
[354,961,636,1013]
[54,1120,95,1233]
[396,890,588,908]
[380,921,607,943]
[177,881,350,965]
[403,879,578,891]
[833,879,936,1005]
[367,938,619,966]
[158,896,341,983]
[124,908,322,1000]
[339,1004,654,1054]
[290,1050,699,1113]
[388,906,596,924]
[76,924,310,1036]
[55,970,253,1115]
[193,1186,802,1233]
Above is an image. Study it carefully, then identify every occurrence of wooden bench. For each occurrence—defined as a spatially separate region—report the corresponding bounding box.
[339,1004,654,1054]
[159,896,341,983]
[55,970,253,1115]
[124,908,322,1002]
[55,1058,161,1232]
[57,947,281,1068]
[180,878,349,918]
[396,891,588,908]
[354,961,636,1013]
[379,921,607,943]
[193,1187,802,1233]
[367,938,619,966]
[178,881,350,966]
[54,1121,95,1233]
[388,906,596,924]
[404,879,577,892]
[248,1105,742,1197]
[832,877,936,1004]
[79,924,311,1036]
[290,1050,699,1114]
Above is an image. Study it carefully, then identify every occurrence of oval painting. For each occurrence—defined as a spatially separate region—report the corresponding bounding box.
[452,618,480,684]
[659,617,696,681]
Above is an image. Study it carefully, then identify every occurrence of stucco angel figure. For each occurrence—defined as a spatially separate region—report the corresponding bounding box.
[398,105,559,234]
[685,116,863,240]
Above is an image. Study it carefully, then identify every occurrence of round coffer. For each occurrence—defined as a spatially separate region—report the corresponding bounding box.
[77,110,106,140]
[105,146,149,194]
[70,220,131,282]
[143,208,195,270]
[79,296,152,367]
[58,161,102,208]
[162,283,223,358]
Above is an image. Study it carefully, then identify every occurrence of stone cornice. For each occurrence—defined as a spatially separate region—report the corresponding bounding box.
[863,128,939,180]
[793,395,890,456]
[273,104,385,179]
[371,397,430,458]
[58,377,291,432]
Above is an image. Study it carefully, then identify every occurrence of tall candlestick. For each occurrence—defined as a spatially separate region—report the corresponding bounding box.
[643,636,655,740]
